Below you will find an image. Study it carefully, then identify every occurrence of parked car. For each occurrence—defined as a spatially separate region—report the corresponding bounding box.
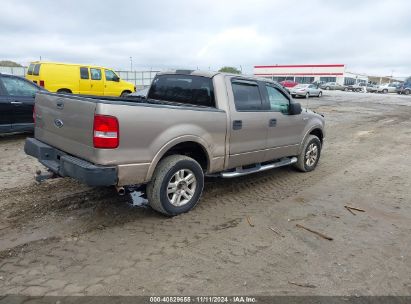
[376,83,397,94]
[25,70,325,216]
[26,61,135,97]
[0,73,45,134]
[320,82,347,91]
[346,82,375,92]
[289,84,322,98]
[279,80,298,88]
[366,84,379,93]
[396,79,411,95]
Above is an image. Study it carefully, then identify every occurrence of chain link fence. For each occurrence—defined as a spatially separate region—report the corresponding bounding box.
[0,66,159,89]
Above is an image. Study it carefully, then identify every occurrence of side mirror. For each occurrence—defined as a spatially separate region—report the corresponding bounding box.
[289,102,302,115]
[113,76,120,82]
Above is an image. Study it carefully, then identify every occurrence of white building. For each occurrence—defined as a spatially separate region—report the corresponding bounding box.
[253,64,368,85]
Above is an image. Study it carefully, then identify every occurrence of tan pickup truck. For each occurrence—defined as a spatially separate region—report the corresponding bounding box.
[25,70,325,215]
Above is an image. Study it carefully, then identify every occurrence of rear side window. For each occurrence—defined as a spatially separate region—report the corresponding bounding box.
[148,75,215,107]
[80,67,89,79]
[27,64,34,75]
[33,64,41,76]
[232,81,263,111]
[90,68,102,80]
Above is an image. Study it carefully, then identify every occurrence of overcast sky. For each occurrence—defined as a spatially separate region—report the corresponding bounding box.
[1,0,410,77]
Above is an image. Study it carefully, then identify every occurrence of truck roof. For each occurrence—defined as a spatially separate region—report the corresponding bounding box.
[157,70,277,84]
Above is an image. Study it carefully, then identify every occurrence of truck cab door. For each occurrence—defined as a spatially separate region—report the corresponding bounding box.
[227,79,269,169]
[0,76,38,132]
[89,68,104,96]
[79,67,91,95]
[263,84,306,160]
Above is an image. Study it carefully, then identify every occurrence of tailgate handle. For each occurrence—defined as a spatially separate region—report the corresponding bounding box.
[232,120,242,130]
[11,101,23,105]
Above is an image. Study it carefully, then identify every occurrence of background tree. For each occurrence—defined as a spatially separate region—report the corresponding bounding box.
[218,66,241,74]
[0,60,22,67]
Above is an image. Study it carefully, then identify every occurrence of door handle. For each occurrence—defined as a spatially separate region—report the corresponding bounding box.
[11,101,23,105]
[269,118,277,127]
[232,120,242,130]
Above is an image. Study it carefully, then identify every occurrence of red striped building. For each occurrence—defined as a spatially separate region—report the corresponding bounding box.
[253,64,367,85]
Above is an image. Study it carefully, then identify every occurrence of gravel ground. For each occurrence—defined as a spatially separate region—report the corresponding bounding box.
[0,91,410,296]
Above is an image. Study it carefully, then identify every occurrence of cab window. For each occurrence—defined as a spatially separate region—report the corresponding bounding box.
[2,76,39,96]
[148,75,215,107]
[105,70,118,81]
[232,81,262,111]
[33,64,41,76]
[27,64,34,75]
[90,68,102,80]
[265,85,290,114]
[80,67,89,79]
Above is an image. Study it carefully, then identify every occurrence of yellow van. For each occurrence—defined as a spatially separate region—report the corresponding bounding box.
[26,61,135,97]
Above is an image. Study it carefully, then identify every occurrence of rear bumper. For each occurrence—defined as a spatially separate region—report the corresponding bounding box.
[24,138,118,186]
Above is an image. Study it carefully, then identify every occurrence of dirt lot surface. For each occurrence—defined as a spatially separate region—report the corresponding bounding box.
[0,91,410,296]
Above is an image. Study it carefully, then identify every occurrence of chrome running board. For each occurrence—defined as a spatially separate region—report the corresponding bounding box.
[220,157,297,178]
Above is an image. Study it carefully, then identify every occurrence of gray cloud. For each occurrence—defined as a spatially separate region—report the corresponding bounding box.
[0,0,410,76]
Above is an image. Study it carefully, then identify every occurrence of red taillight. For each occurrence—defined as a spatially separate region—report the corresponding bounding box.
[39,80,45,87]
[33,105,36,124]
[93,115,119,149]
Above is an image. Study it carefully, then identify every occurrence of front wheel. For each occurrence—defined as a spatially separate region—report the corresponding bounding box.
[120,91,131,97]
[318,91,322,97]
[305,93,309,99]
[146,155,204,216]
[404,89,410,95]
[383,89,388,94]
[294,135,322,172]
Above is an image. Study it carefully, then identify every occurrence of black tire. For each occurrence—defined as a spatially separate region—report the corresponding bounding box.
[404,89,410,95]
[318,91,322,97]
[383,89,388,94]
[146,155,204,216]
[57,89,72,94]
[120,91,131,97]
[305,93,309,99]
[294,135,322,172]
[325,86,330,90]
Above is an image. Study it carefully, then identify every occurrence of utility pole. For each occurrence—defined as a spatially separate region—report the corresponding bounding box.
[130,56,133,71]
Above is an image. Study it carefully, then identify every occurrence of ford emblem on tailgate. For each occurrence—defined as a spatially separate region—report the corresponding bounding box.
[54,119,64,128]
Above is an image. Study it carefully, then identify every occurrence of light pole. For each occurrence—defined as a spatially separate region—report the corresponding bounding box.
[130,56,133,71]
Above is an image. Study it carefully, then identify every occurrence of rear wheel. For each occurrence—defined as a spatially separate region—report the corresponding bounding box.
[404,89,410,95]
[305,93,309,99]
[325,86,330,90]
[294,135,322,172]
[146,155,204,216]
[383,89,388,94]
[318,91,322,97]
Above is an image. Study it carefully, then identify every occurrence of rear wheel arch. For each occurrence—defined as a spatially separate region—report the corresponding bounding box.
[147,138,211,181]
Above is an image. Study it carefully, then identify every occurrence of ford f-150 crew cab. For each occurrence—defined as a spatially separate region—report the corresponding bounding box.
[25,70,325,216]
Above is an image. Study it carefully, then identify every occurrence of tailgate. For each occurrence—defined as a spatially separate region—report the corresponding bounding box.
[34,93,97,162]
